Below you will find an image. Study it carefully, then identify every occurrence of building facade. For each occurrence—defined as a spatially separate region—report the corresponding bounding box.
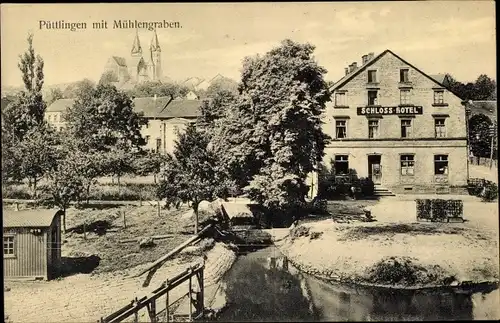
[324,50,468,194]
[45,96,202,155]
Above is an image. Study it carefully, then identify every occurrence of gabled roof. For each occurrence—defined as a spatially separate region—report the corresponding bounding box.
[221,203,254,219]
[131,30,142,55]
[3,209,63,228]
[331,50,452,93]
[470,100,497,121]
[157,99,202,118]
[133,96,172,117]
[429,74,448,84]
[46,98,74,112]
[111,56,127,67]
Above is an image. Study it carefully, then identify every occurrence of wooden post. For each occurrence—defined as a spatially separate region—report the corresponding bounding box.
[83,221,87,240]
[199,269,204,318]
[165,279,170,323]
[123,211,127,229]
[150,300,157,323]
[133,298,139,323]
[188,267,193,321]
[489,130,495,169]
[157,201,161,217]
[15,202,19,211]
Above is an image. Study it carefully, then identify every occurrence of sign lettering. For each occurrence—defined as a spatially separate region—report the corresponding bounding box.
[357,106,423,115]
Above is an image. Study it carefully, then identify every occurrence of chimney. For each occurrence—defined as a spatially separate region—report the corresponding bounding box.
[362,55,368,65]
[345,67,349,75]
[367,52,374,61]
[350,62,358,73]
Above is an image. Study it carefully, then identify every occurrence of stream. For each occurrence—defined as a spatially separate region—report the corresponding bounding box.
[218,246,499,321]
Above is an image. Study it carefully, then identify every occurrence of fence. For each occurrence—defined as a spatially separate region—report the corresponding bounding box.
[99,262,205,323]
[416,199,464,222]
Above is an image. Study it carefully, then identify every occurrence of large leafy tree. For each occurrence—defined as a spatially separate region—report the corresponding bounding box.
[64,83,147,152]
[156,124,233,234]
[46,151,85,232]
[2,33,49,184]
[62,79,95,99]
[446,74,496,101]
[133,150,167,184]
[15,126,60,198]
[211,39,331,219]
[469,114,494,159]
[127,81,190,99]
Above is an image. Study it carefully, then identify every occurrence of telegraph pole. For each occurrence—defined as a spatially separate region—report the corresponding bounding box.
[489,122,497,169]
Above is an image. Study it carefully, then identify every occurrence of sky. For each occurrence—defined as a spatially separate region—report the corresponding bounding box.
[1,2,496,89]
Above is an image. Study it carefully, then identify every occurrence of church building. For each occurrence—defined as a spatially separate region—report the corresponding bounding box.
[102,29,163,85]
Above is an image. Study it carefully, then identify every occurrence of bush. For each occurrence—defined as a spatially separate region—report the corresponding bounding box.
[307,198,328,214]
[358,177,375,196]
[482,181,498,202]
[290,225,310,240]
[309,231,323,240]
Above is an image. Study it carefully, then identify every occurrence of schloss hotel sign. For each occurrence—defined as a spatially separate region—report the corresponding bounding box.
[357,106,423,116]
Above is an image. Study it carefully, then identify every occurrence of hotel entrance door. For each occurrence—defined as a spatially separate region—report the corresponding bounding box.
[368,155,382,185]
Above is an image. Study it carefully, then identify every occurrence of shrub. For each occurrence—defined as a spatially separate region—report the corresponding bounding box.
[482,181,498,202]
[309,231,323,240]
[358,177,375,196]
[290,225,310,240]
[307,198,328,214]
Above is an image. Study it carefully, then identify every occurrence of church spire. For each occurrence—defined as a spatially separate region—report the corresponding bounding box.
[150,28,161,52]
[131,29,142,56]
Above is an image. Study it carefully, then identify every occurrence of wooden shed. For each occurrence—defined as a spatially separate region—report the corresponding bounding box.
[3,209,63,280]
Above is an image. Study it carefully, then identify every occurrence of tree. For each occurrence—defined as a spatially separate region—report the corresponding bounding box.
[205,76,239,98]
[45,88,64,105]
[63,79,95,99]
[474,74,496,100]
[103,147,136,190]
[2,33,46,141]
[133,151,167,184]
[156,124,233,234]
[15,125,60,198]
[99,70,120,86]
[127,81,191,98]
[197,89,237,134]
[64,83,147,152]
[211,39,331,221]
[469,114,493,160]
[46,152,85,232]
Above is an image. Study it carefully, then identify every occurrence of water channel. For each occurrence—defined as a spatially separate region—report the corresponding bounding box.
[218,246,499,321]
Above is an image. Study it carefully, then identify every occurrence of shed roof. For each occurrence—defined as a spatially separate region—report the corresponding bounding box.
[221,203,254,219]
[46,98,74,112]
[3,209,62,228]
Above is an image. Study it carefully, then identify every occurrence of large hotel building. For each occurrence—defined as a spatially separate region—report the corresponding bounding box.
[322,50,468,194]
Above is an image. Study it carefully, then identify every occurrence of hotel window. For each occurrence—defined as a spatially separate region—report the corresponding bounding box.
[434,118,446,138]
[400,69,409,82]
[368,119,379,139]
[434,155,449,175]
[335,119,347,139]
[400,89,411,105]
[401,119,412,138]
[434,90,444,104]
[368,90,378,106]
[367,70,377,83]
[145,135,150,144]
[145,122,149,129]
[334,92,347,107]
[400,155,415,176]
[334,155,349,174]
[3,235,15,257]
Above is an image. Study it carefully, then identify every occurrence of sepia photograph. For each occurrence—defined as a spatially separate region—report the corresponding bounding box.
[1,2,498,322]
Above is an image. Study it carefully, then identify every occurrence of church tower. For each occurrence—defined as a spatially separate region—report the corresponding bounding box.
[150,29,162,81]
[129,29,144,83]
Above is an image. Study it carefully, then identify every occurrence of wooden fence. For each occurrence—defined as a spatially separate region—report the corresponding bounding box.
[99,262,205,323]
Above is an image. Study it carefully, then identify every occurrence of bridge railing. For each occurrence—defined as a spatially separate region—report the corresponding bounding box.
[99,262,205,323]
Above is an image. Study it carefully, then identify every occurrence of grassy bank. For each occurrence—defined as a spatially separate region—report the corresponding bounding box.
[275,198,499,289]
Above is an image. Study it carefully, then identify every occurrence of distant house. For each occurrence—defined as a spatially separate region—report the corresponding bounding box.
[3,209,63,280]
[45,96,203,155]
